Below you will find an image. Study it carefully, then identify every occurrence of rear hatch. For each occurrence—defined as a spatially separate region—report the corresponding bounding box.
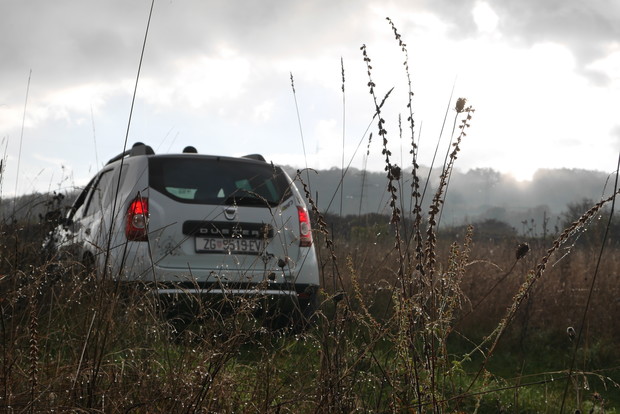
[144,155,303,284]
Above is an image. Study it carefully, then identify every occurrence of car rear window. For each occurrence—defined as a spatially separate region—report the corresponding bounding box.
[148,156,292,206]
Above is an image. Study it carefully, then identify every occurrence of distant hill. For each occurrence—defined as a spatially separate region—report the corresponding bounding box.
[284,166,615,234]
[1,166,614,237]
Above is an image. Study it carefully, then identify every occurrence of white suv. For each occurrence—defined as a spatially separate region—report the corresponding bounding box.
[54,142,320,324]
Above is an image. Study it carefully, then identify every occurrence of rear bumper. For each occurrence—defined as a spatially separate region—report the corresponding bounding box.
[145,281,317,296]
[137,281,317,306]
[155,287,297,296]
[147,282,319,321]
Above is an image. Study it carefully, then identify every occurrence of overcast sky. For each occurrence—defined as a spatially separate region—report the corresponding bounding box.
[1,0,619,196]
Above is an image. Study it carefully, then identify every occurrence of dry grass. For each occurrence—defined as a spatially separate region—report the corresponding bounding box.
[1,222,619,412]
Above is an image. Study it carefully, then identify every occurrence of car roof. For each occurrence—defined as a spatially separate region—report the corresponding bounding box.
[106,142,268,166]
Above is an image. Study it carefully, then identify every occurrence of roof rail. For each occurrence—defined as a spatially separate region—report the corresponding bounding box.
[242,154,266,162]
[106,142,155,165]
[130,142,155,156]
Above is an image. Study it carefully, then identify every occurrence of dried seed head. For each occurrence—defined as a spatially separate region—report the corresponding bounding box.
[455,97,467,113]
[516,242,529,260]
[390,165,401,180]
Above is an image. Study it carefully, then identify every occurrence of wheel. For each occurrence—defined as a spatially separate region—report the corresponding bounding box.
[82,252,96,275]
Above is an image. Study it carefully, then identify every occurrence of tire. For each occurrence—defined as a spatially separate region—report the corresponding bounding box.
[82,252,96,275]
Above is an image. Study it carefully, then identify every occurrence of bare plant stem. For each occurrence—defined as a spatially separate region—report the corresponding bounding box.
[28,288,39,413]
[560,152,620,413]
[290,73,312,194]
[340,58,346,217]
[13,69,32,205]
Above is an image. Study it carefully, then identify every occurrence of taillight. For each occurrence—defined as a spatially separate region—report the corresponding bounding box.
[297,206,313,247]
[126,197,148,241]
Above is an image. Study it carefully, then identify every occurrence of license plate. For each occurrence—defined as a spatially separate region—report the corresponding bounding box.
[195,237,265,254]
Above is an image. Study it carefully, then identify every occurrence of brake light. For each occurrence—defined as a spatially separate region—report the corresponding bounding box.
[126,197,148,241]
[297,206,313,247]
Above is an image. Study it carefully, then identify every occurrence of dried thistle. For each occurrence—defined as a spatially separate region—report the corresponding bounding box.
[455,97,467,113]
[516,242,530,260]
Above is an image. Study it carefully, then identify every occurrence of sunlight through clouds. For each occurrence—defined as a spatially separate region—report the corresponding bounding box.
[141,52,251,110]
[472,2,499,33]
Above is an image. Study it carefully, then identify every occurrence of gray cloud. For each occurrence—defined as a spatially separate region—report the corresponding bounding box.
[4,0,618,97]
[146,0,377,64]
[1,1,151,102]
[423,0,620,84]
[0,0,378,102]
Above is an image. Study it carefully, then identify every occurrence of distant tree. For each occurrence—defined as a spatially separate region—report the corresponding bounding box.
[321,212,391,240]
[441,218,517,243]
[472,218,517,242]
